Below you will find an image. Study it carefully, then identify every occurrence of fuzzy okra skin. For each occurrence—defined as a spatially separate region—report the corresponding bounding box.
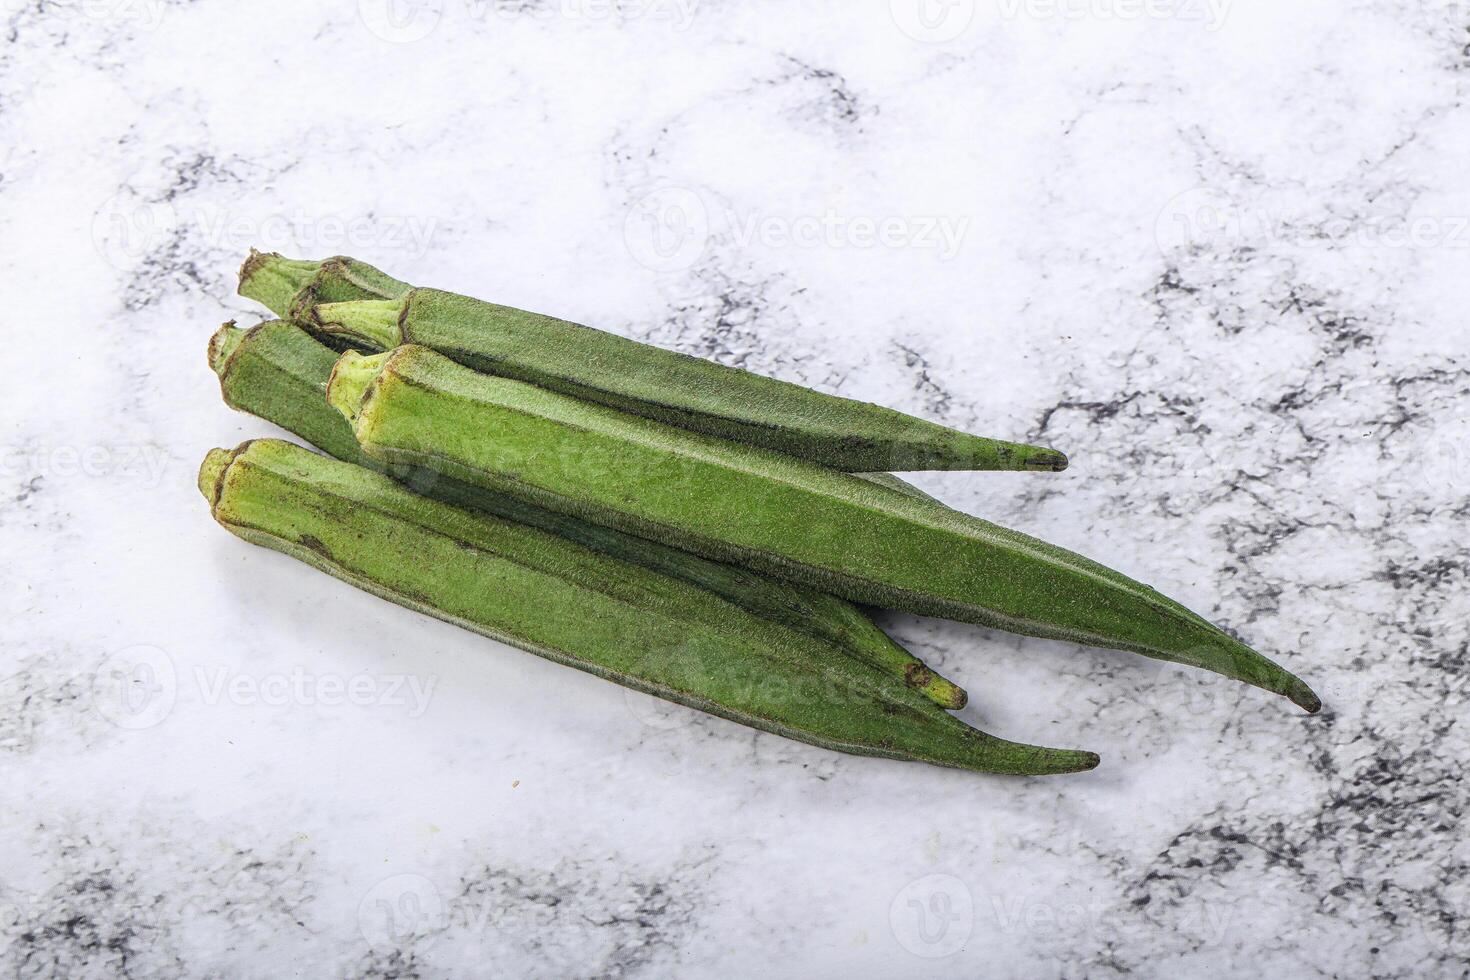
[238,249,412,319]
[330,345,1321,713]
[199,439,1098,775]
[207,319,967,709]
[240,250,1067,473]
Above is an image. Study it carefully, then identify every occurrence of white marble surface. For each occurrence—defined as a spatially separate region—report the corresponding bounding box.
[3,0,1468,976]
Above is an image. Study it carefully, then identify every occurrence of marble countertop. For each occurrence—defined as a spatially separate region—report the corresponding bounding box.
[3,0,1467,975]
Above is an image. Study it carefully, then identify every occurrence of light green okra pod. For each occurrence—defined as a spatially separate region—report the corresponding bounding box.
[207,319,967,708]
[239,250,1068,473]
[199,439,1098,776]
[328,345,1320,713]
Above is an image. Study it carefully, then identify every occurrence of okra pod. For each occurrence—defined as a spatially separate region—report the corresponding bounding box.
[240,250,1067,472]
[208,319,967,708]
[328,345,1320,713]
[199,439,1098,775]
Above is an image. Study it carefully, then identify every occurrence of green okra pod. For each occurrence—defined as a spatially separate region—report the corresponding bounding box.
[328,344,1320,714]
[208,319,966,708]
[199,439,1098,776]
[240,250,1067,473]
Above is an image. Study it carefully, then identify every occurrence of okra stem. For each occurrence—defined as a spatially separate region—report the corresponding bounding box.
[237,251,322,319]
[207,320,246,369]
[238,250,414,318]
[329,344,1320,714]
[200,439,1096,775]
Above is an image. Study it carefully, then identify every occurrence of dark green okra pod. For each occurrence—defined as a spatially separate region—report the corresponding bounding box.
[328,344,1320,713]
[208,319,966,708]
[239,250,1067,472]
[199,439,1098,775]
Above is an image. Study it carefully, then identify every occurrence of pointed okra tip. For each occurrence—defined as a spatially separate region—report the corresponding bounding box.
[952,729,1099,776]
[1287,676,1322,714]
[326,349,394,424]
[238,249,324,318]
[1009,744,1100,776]
[1206,629,1322,714]
[1025,446,1070,472]
[1057,749,1102,774]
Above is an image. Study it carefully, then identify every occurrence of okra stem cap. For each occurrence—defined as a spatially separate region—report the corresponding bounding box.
[197,447,237,506]
[238,249,324,318]
[207,322,248,375]
[327,349,394,423]
[305,298,406,351]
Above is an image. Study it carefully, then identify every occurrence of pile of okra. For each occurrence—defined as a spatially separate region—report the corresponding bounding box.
[201,249,1319,776]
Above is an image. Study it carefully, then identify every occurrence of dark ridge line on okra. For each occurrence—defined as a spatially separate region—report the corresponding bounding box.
[217,448,957,717]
